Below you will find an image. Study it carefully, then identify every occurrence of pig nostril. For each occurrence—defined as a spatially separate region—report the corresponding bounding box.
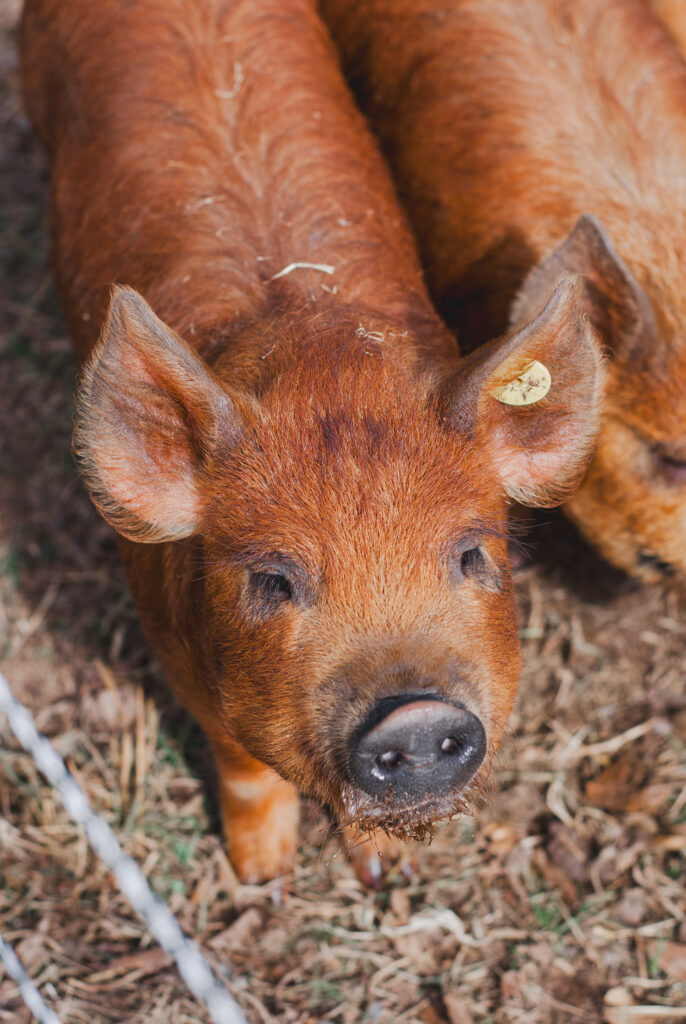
[376,749,403,770]
[440,736,459,756]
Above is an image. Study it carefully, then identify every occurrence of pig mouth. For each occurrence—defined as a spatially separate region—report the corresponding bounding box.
[337,755,491,842]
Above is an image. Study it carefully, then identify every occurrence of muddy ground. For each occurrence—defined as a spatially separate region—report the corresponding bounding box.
[1,2,685,1021]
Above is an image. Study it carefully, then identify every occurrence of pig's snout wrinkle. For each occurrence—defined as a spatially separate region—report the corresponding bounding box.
[348,698,487,806]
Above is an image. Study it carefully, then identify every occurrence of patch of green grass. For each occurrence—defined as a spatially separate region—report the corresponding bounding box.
[648,953,662,978]
[666,855,683,880]
[173,835,200,867]
[152,873,187,898]
[137,815,206,845]
[0,548,21,591]
[155,717,207,770]
[0,754,41,797]
[556,899,596,939]
[530,895,562,931]
[507,942,521,969]
[308,977,344,1007]
[156,732,182,767]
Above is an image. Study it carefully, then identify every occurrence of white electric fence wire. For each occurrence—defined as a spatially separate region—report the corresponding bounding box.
[0,668,247,1024]
[0,930,63,1024]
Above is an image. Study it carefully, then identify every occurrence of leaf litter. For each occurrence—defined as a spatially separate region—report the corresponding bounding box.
[1,2,685,1021]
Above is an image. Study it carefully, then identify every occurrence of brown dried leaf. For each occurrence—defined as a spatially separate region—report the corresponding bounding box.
[586,756,673,816]
[487,782,547,831]
[658,941,686,982]
[544,821,593,890]
[624,784,673,814]
[483,821,519,856]
[585,759,635,812]
[85,948,170,984]
[209,907,263,952]
[419,1005,444,1024]
[615,889,648,927]
[443,992,475,1024]
[15,933,47,972]
[500,969,521,1000]
[392,930,437,969]
[390,887,411,924]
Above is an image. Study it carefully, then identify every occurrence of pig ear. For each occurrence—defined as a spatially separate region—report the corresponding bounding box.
[73,286,243,543]
[445,274,606,507]
[510,213,656,354]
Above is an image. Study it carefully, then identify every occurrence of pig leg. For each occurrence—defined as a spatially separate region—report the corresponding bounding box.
[341,825,402,888]
[211,741,300,883]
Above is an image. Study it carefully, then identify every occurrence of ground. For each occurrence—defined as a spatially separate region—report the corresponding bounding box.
[1,2,685,1022]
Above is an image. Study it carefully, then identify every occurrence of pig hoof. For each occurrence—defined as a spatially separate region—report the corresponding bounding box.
[342,827,401,888]
[225,804,299,884]
[214,747,300,883]
[229,834,298,884]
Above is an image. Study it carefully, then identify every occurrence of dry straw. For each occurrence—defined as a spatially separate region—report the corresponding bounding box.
[0,667,247,1024]
[0,930,63,1024]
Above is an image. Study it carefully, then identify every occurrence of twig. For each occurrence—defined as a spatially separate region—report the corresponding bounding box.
[270,261,335,280]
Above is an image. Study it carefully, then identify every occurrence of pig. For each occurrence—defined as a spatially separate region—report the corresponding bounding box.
[322,0,686,581]
[20,0,603,883]
[644,0,686,54]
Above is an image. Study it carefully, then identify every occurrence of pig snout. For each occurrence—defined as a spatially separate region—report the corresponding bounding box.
[348,697,487,806]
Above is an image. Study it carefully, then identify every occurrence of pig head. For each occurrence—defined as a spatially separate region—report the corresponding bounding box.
[74,279,604,847]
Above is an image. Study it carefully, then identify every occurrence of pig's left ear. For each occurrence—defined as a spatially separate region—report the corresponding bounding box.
[444,273,606,507]
[73,286,244,543]
[510,213,656,354]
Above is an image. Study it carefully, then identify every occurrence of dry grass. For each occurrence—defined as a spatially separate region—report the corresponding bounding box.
[1,2,685,1021]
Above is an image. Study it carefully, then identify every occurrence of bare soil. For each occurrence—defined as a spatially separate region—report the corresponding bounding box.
[1,2,685,1021]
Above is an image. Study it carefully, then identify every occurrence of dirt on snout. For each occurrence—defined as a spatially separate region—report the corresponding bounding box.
[1,2,685,1021]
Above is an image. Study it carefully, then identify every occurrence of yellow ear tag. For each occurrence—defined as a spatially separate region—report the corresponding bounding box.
[492,360,552,406]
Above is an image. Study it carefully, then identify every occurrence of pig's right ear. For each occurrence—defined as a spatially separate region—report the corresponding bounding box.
[73,286,243,543]
[443,274,606,507]
[510,213,656,355]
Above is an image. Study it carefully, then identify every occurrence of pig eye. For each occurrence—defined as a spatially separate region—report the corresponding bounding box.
[460,545,486,579]
[448,534,498,589]
[249,570,293,607]
[241,554,314,615]
[655,449,686,485]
